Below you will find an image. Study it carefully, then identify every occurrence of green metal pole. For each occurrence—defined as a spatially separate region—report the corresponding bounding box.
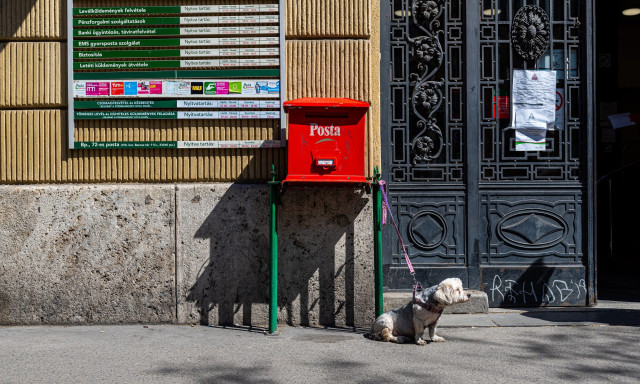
[268,165,279,334]
[373,166,383,317]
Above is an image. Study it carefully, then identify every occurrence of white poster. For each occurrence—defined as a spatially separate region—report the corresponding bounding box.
[510,70,556,151]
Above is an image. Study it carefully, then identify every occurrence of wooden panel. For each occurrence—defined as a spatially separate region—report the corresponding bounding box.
[0,0,65,40]
[0,110,286,183]
[286,40,370,101]
[0,42,66,108]
[286,0,370,38]
[286,39,373,176]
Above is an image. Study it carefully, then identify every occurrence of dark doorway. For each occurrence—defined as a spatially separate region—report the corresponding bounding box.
[596,1,640,302]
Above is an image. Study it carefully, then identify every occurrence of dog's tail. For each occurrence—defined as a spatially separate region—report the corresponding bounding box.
[364,324,377,340]
[378,328,392,342]
[366,325,392,342]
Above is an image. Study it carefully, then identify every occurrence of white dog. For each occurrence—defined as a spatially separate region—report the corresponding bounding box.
[369,278,470,345]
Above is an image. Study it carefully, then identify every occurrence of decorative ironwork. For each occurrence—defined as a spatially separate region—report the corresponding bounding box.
[409,0,445,165]
[481,2,582,182]
[511,5,551,62]
[483,193,580,260]
[383,1,592,300]
[498,210,568,249]
[408,210,447,250]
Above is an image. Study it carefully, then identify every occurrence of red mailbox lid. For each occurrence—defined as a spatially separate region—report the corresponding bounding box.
[283,97,370,109]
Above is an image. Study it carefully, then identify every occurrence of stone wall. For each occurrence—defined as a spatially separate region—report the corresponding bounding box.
[0,184,374,327]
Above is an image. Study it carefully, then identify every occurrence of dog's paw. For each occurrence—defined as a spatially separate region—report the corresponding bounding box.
[415,338,427,346]
[431,335,446,342]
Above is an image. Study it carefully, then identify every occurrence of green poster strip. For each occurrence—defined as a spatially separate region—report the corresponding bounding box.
[73,69,279,80]
[74,59,277,70]
[73,5,279,16]
[74,48,278,59]
[73,16,277,27]
[73,7,181,16]
[74,37,278,49]
[74,38,181,48]
[74,61,182,70]
[74,49,181,59]
[74,17,181,27]
[73,26,277,38]
[74,100,178,109]
[74,141,179,149]
[74,28,181,38]
[75,111,178,119]
[73,140,283,150]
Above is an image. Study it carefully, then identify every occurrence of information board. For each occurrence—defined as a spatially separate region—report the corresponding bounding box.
[67,1,286,150]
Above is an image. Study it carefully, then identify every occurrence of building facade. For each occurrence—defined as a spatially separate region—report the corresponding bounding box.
[1,0,611,327]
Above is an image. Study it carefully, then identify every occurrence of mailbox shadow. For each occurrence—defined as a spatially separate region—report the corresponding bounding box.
[187,184,369,328]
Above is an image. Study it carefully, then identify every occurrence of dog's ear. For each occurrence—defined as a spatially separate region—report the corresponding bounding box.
[434,283,453,305]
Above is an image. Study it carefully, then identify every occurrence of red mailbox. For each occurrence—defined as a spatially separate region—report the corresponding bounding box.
[283,98,369,185]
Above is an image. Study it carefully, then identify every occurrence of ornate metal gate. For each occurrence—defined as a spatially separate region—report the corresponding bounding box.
[380,0,595,306]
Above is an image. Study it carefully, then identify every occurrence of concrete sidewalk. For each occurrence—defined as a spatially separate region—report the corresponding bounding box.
[438,299,640,328]
[2,321,639,383]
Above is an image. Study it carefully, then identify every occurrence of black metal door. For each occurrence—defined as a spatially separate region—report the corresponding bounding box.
[380,0,595,306]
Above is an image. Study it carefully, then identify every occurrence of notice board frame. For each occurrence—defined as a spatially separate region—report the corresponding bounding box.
[66,0,287,150]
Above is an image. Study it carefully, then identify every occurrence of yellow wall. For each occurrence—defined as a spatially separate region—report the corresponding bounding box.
[0,0,379,183]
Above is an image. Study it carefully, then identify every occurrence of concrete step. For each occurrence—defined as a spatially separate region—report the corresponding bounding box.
[383,290,489,314]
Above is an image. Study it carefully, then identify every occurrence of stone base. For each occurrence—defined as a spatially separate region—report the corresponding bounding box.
[383,290,489,314]
[1,184,375,327]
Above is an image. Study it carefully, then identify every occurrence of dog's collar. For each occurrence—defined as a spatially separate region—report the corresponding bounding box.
[413,298,444,314]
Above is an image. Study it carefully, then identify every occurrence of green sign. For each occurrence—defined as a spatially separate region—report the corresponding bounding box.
[73,5,279,16]
[74,100,179,109]
[73,26,278,38]
[74,59,276,70]
[73,16,278,27]
[74,38,180,48]
[74,140,283,149]
[73,37,278,49]
[73,18,180,27]
[74,49,183,59]
[74,7,181,16]
[75,111,178,119]
[74,28,181,37]
[73,69,279,80]
[74,141,179,149]
[74,61,183,70]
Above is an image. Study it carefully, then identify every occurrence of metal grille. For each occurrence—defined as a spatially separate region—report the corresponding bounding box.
[388,0,464,184]
[479,0,583,182]
[382,0,594,301]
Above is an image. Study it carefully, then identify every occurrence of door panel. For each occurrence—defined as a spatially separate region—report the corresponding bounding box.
[381,0,595,306]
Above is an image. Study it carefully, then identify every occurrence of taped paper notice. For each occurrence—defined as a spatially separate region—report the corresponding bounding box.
[510,70,556,151]
[515,129,547,151]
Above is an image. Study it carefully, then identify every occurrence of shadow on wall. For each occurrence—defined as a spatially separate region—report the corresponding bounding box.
[184,183,371,328]
[0,1,45,41]
[484,258,589,307]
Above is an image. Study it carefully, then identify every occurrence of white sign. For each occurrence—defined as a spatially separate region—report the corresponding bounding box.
[510,70,556,151]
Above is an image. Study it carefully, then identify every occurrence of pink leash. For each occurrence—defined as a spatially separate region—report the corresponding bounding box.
[378,180,421,292]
